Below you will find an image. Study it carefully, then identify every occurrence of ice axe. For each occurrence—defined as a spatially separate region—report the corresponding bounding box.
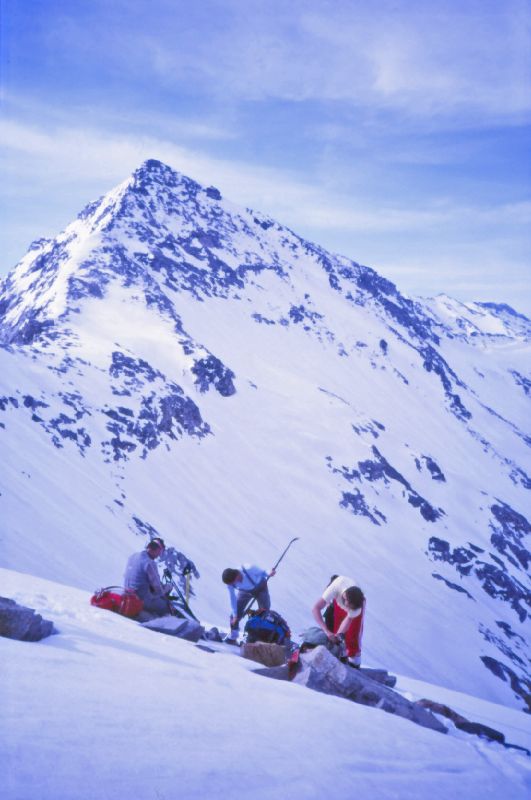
[270,536,300,572]
[240,536,300,618]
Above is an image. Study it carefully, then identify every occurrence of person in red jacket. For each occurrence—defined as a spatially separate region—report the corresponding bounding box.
[311,575,366,667]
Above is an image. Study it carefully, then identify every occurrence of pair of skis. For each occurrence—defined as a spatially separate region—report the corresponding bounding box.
[162,568,199,621]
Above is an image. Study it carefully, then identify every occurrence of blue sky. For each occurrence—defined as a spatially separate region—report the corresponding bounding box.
[1,0,530,312]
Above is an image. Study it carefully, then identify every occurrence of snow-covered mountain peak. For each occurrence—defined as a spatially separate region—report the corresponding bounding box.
[1,159,530,714]
[422,294,531,345]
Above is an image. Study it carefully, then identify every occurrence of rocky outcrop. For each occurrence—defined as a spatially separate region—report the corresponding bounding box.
[141,616,204,642]
[291,646,447,734]
[0,597,56,641]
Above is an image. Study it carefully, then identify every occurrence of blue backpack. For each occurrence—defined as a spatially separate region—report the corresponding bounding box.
[244,609,291,645]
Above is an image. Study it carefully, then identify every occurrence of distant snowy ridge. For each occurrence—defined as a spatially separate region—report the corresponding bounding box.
[0,159,529,713]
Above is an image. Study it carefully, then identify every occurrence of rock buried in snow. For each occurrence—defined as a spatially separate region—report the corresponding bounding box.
[293,646,447,734]
[358,667,397,687]
[141,616,204,642]
[0,597,56,641]
[241,641,287,667]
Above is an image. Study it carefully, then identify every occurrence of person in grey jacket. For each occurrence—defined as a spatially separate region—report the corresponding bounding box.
[124,537,172,616]
[222,564,276,640]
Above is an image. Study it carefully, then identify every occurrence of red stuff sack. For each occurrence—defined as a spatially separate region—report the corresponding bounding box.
[119,590,143,618]
[90,587,143,618]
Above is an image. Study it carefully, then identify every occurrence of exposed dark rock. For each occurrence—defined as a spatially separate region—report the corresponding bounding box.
[479,624,526,668]
[428,536,530,621]
[340,490,386,525]
[141,616,204,642]
[495,620,525,642]
[490,501,530,571]
[191,355,236,396]
[358,447,444,521]
[480,656,531,713]
[417,455,446,482]
[416,699,530,751]
[0,597,56,641]
[205,186,222,201]
[510,370,531,396]
[132,516,161,539]
[252,312,275,325]
[432,573,475,599]
[419,345,471,420]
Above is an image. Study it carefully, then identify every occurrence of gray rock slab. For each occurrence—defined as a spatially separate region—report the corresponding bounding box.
[0,596,55,642]
[359,667,397,687]
[141,615,204,642]
[293,646,447,734]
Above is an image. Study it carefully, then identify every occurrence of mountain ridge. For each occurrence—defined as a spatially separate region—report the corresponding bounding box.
[1,159,529,711]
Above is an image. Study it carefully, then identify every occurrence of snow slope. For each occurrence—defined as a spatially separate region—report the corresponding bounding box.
[0,160,529,718]
[2,568,530,800]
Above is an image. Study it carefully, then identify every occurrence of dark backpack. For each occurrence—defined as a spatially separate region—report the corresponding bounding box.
[244,609,291,645]
[90,587,143,618]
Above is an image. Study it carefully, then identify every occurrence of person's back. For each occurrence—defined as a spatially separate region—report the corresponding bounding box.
[124,550,152,601]
[124,538,172,616]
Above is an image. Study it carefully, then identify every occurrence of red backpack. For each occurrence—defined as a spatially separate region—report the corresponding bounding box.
[90,586,143,618]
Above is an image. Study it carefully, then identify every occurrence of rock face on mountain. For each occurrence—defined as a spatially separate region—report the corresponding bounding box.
[0,159,529,711]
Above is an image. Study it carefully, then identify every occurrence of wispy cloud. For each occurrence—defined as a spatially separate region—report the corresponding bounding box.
[63,0,530,124]
[2,118,529,236]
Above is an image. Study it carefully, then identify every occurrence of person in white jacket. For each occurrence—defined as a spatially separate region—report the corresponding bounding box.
[311,575,366,667]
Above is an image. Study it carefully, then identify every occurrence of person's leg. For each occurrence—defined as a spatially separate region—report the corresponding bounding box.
[323,602,335,631]
[254,581,271,611]
[344,602,365,664]
[332,600,365,665]
[235,590,253,620]
[143,595,171,616]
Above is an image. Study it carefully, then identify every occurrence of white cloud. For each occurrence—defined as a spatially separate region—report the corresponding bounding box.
[1,118,530,239]
[99,1,531,122]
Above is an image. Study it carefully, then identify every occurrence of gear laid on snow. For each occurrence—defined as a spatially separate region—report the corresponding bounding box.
[90,587,144,618]
[243,609,291,646]
[161,569,200,621]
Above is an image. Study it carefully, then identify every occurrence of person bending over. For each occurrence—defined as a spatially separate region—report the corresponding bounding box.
[222,564,276,641]
[312,575,365,667]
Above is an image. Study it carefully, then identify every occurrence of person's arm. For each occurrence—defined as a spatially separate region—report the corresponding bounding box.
[146,560,165,596]
[335,615,353,636]
[311,597,337,641]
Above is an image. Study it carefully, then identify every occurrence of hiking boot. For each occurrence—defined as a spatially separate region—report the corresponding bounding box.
[347,656,361,668]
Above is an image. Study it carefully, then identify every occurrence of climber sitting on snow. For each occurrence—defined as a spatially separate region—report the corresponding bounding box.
[124,537,172,616]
